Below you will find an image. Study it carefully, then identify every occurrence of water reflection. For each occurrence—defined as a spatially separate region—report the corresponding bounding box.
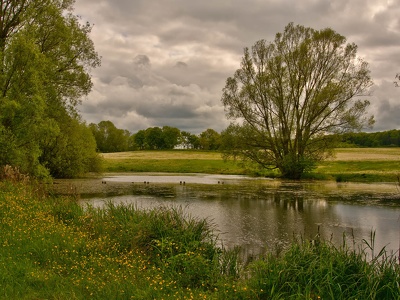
[77,175,400,259]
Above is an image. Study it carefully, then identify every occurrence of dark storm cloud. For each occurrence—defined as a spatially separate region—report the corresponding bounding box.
[75,0,400,133]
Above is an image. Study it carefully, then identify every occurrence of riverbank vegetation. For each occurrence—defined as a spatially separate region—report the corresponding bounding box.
[101,148,400,182]
[0,0,102,179]
[1,176,399,299]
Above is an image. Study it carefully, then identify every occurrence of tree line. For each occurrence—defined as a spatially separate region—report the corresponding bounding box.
[89,121,222,152]
[339,130,400,147]
[90,120,400,154]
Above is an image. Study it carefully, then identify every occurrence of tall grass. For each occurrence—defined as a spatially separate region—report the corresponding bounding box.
[244,233,400,299]
[1,178,399,299]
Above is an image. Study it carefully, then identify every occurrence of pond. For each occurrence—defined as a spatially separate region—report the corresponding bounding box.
[55,173,400,260]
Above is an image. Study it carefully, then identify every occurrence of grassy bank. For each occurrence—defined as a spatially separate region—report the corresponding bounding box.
[101,148,400,182]
[1,180,399,299]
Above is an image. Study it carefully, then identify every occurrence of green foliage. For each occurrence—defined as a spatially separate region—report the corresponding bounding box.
[339,130,400,147]
[199,128,221,150]
[162,126,181,149]
[133,126,197,150]
[221,23,373,179]
[90,121,130,153]
[0,0,100,178]
[180,130,201,149]
[93,125,223,152]
[145,126,164,149]
[131,127,222,151]
[142,207,223,288]
[40,118,103,178]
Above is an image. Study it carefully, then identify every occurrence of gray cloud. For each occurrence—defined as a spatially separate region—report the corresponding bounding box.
[368,81,400,131]
[75,0,400,134]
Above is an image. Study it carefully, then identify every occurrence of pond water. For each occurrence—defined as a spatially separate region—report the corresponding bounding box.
[70,173,400,259]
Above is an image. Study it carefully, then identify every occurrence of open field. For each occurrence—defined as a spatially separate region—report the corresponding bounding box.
[316,148,400,182]
[101,150,248,175]
[330,148,400,161]
[102,151,223,160]
[101,148,400,182]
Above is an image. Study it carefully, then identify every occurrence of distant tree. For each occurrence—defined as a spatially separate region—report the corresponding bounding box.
[134,130,147,150]
[199,129,221,150]
[395,73,400,87]
[220,126,241,151]
[162,126,181,149]
[179,131,199,149]
[128,134,138,150]
[340,130,400,147]
[189,134,201,149]
[145,127,164,149]
[387,129,400,146]
[221,23,373,179]
[180,131,192,149]
[90,121,129,152]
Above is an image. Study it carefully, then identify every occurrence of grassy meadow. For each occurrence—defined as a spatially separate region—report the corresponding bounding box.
[101,148,400,182]
[1,179,399,299]
[101,150,247,175]
[315,148,400,182]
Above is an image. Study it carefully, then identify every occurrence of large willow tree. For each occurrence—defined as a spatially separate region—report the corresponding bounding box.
[0,0,101,177]
[221,23,374,179]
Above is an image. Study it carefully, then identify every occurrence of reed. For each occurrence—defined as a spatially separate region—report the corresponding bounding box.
[243,232,400,299]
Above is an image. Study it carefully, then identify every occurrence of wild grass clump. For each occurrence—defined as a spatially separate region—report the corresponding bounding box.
[1,179,399,299]
[244,234,400,300]
[84,203,237,289]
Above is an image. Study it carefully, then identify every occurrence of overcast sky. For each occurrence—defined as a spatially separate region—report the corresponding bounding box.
[74,0,399,134]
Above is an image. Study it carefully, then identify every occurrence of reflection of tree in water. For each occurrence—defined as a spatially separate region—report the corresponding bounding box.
[272,192,304,212]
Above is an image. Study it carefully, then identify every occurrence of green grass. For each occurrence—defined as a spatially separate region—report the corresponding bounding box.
[1,180,399,299]
[102,150,249,175]
[103,158,245,174]
[101,148,400,182]
[313,160,400,182]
